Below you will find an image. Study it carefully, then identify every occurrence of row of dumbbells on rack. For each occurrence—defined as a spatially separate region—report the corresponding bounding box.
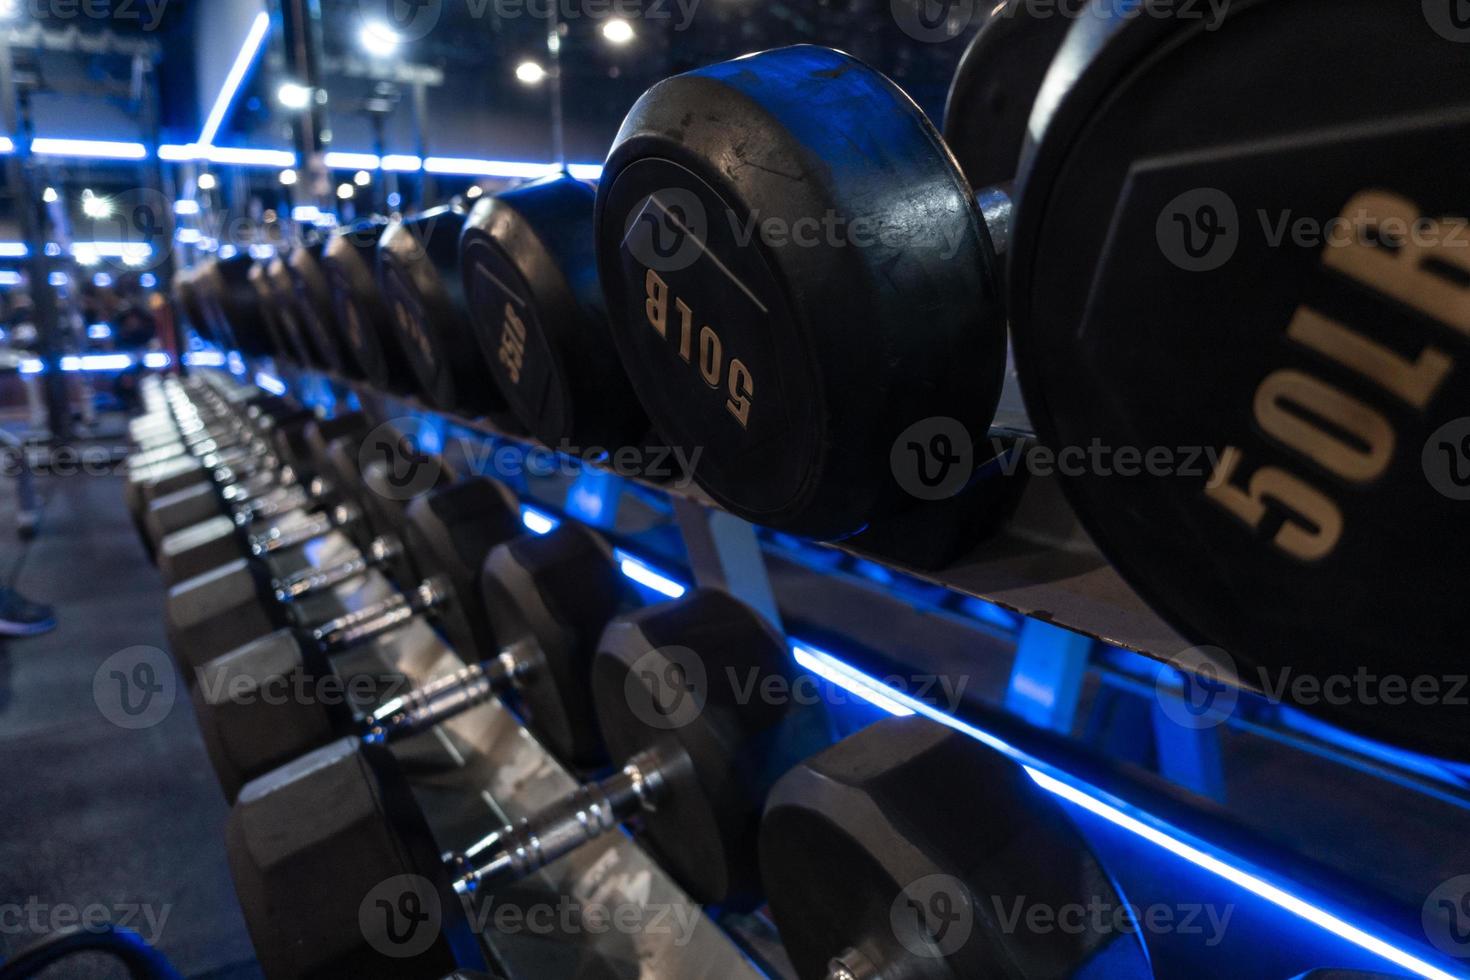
[165,1,1465,764]
[122,377,1396,980]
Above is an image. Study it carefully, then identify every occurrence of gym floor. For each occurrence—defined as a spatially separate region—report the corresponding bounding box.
[0,427,260,978]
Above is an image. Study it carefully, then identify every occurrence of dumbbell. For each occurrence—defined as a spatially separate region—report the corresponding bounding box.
[194,520,627,800]
[124,391,313,539]
[761,715,1151,979]
[286,239,357,381]
[196,253,275,359]
[324,218,421,395]
[459,172,648,453]
[165,462,503,676]
[378,205,514,426]
[142,408,371,547]
[594,45,1023,553]
[599,11,1470,756]
[226,589,831,979]
[249,256,317,370]
[151,415,381,586]
[982,3,1470,758]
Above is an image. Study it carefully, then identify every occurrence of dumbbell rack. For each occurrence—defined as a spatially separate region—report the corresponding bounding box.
[198,361,1470,978]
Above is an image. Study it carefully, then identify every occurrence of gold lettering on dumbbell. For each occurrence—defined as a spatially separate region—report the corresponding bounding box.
[1325,191,1470,337]
[498,303,528,385]
[1206,190,1462,562]
[643,268,754,430]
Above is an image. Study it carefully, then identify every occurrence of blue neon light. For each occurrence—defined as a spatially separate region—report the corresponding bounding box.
[198,12,271,147]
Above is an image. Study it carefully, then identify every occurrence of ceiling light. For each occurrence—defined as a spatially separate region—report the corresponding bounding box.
[602,19,634,44]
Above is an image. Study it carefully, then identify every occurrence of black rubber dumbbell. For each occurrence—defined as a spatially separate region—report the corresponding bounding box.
[168,474,520,682]
[226,590,831,979]
[761,715,1151,979]
[195,520,629,800]
[460,173,648,455]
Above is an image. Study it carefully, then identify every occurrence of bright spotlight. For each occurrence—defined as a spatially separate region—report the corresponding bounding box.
[277,82,313,110]
[337,183,355,200]
[279,169,298,186]
[353,169,372,187]
[359,21,402,57]
[515,61,546,85]
[466,185,483,199]
[82,192,113,220]
[42,187,58,204]
[197,173,218,191]
[602,18,634,44]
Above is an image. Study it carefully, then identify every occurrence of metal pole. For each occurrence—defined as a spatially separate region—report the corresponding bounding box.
[0,39,70,443]
[546,8,565,168]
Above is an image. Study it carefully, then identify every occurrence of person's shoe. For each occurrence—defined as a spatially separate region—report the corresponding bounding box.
[0,587,57,637]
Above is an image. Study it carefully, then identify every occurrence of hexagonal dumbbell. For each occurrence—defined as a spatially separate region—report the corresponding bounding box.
[194,520,631,800]
[226,590,831,978]
[761,715,1151,979]
[168,475,521,685]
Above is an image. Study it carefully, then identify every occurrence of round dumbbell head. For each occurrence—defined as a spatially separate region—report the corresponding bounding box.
[596,45,1007,540]
[462,174,647,452]
[172,267,213,345]
[267,255,319,369]
[401,477,525,658]
[213,253,275,358]
[227,737,489,978]
[379,207,510,419]
[1004,2,1470,757]
[325,219,415,394]
[478,521,628,768]
[590,589,832,908]
[762,716,1150,979]
[247,260,293,363]
[943,0,1076,192]
[287,240,353,377]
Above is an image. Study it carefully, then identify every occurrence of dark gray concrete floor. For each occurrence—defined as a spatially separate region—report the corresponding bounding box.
[0,450,261,978]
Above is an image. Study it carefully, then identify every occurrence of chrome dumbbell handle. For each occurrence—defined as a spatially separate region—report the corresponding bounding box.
[248,502,362,556]
[363,640,535,743]
[310,577,447,653]
[271,535,404,603]
[451,750,666,895]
